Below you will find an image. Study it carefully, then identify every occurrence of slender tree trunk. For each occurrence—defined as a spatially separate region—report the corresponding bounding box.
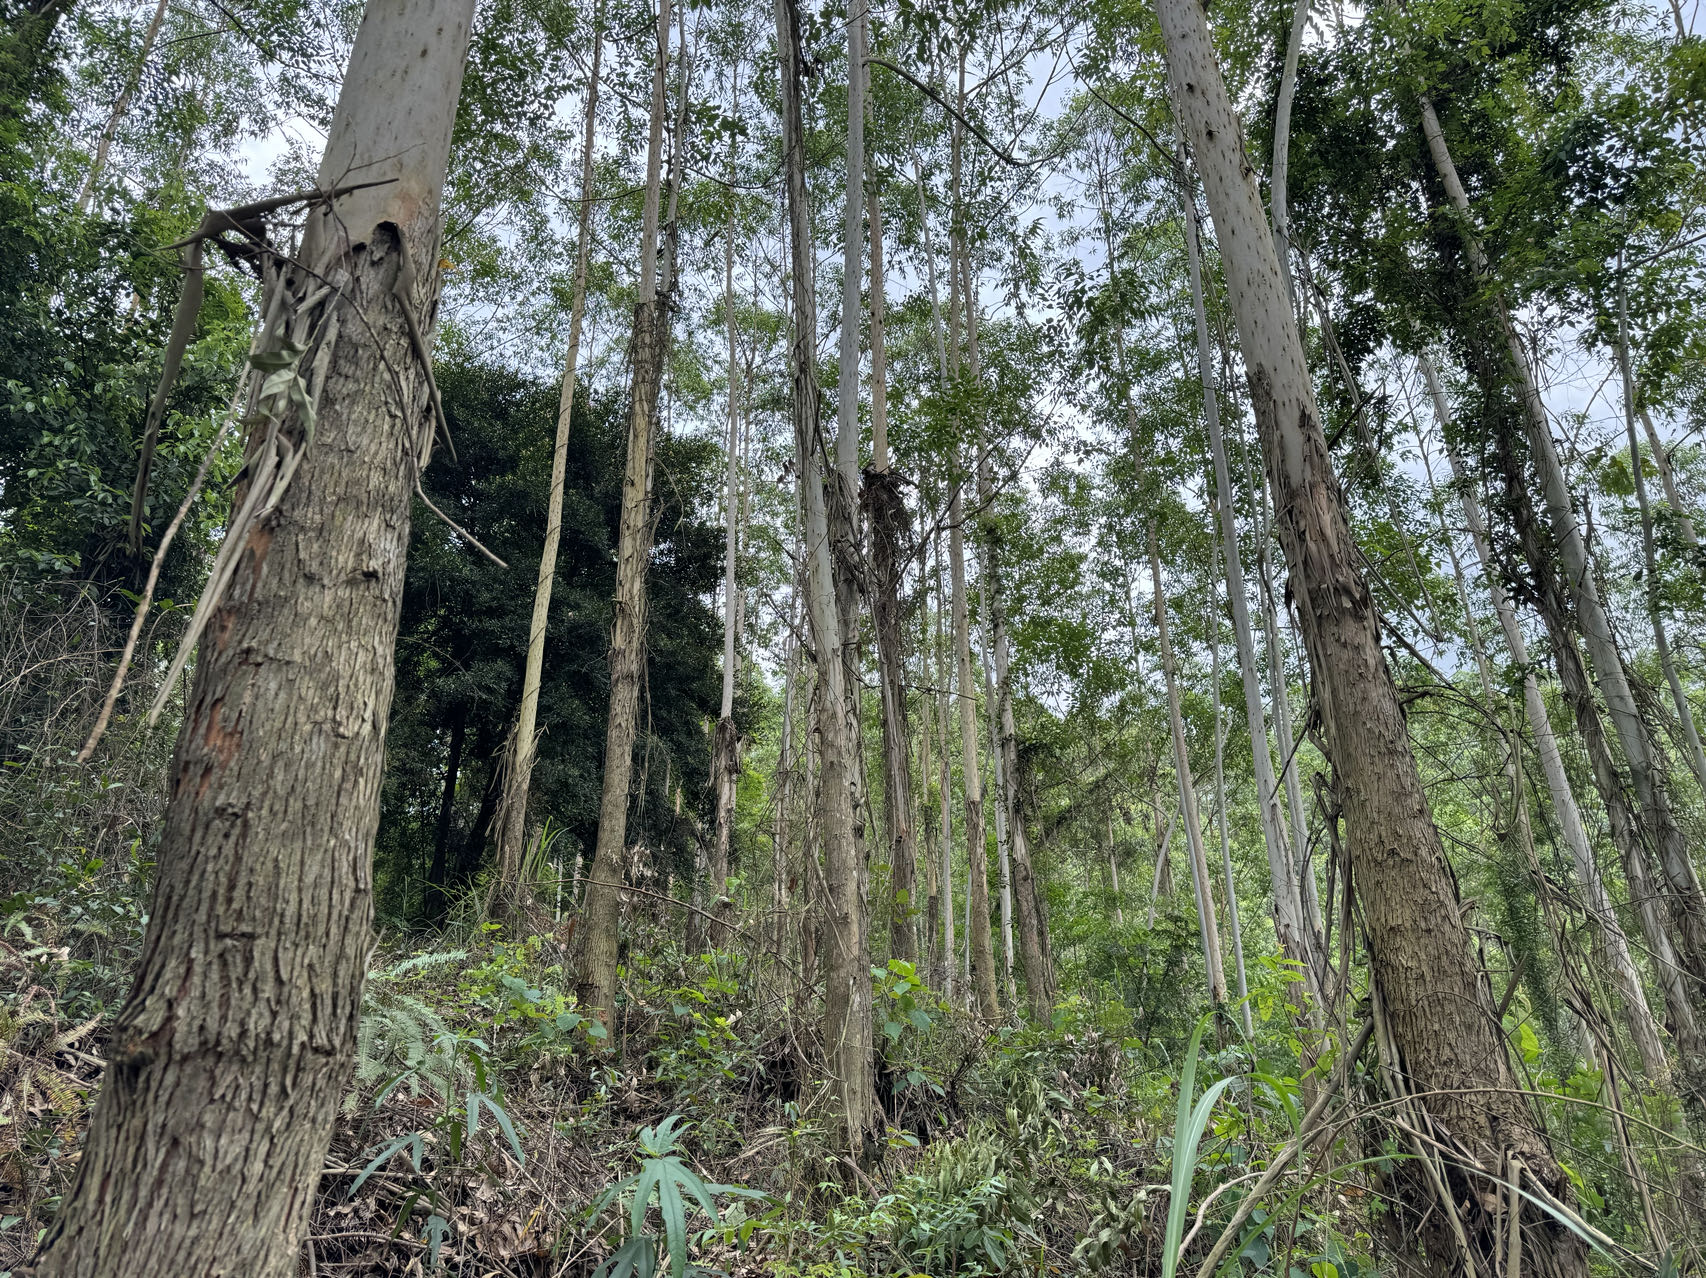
[1267,0,1309,308]
[709,104,745,947]
[1639,404,1701,552]
[779,0,873,1158]
[494,9,604,909]
[1107,809,1125,927]
[1619,276,1706,795]
[75,0,168,211]
[575,0,672,1027]
[35,0,475,1269]
[1420,94,1706,1015]
[934,531,958,1002]
[1183,181,1318,1008]
[950,483,999,1020]
[427,706,467,915]
[1208,515,1254,1035]
[979,590,1017,1007]
[772,606,798,960]
[1150,514,1227,1008]
[1418,358,1669,1079]
[1155,3,1585,1268]
[867,146,918,967]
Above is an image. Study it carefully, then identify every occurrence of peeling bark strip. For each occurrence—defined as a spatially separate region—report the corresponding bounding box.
[1151,0,1584,1272]
[34,0,476,1273]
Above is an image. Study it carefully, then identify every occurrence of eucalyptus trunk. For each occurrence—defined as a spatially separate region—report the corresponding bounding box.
[35,0,475,1269]
[494,8,603,911]
[1156,1,1585,1268]
[780,0,874,1158]
[575,0,671,1027]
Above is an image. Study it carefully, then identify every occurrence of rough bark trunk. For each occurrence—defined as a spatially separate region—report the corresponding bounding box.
[575,0,672,1025]
[1155,1,1584,1269]
[778,0,874,1158]
[493,10,603,907]
[1421,353,1670,1079]
[35,0,474,1269]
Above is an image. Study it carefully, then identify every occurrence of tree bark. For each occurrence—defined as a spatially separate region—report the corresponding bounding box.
[35,0,474,1269]
[778,0,874,1158]
[1155,1,1585,1269]
[493,8,604,909]
[933,530,958,1002]
[1207,511,1254,1036]
[427,705,467,915]
[950,482,999,1021]
[575,0,672,1026]
[978,589,1017,1007]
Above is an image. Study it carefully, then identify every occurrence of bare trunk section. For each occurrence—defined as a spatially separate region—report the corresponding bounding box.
[1639,404,1701,553]
[950,485,999,1020]
[978,591,1017,1007]
[1420,354,1670,1079]
[709,110,745,947]
[494,10,605,914]
[1208,518,1254,1035]
[1420,94,1706,1020]
[779,0,874,1158]
[1150,514,1227,1008]
[1156,2,1584,1269]
[1183,179,1318,1010]
[75,0,168,211]
[933,531,958,1001]
[575,0,672,1028]
[867,157,918,967]
[36,0,475,1269]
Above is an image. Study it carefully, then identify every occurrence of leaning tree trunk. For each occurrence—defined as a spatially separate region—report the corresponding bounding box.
[1420,353,1670,1080]
[1183,179,1317,1010]
[950,480,999,1021]
[575,0,671,1029]
[34,0,475,1271]
[778,0,874,1160]
[1154,0,1585,1270]
[1420,93,1706,1018]
[493,7,604,911]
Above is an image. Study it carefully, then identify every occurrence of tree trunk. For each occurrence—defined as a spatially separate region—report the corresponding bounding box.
[75,0,168,211]
[1184,180,1318,1009]
[493,8,604,909]
[709,127,744,948]
[1420,92,1706,1020]
[1207,515,1254,1036]
[950,483,999,1021]
[1155,2,1585,1269]
[867,161,918,968]
[1420,353,1670,1080]
[1619,278,1706,795]
[427,705,467,917]
[979,590,1017,1008]
[933,530,958,1001]
[1149,513,1227,1009]
[35,0,474,1269]
[778,0,874,1158]
[575,0,672,1026]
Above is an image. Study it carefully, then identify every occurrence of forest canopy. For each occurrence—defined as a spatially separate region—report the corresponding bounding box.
[3,0,1706,1272]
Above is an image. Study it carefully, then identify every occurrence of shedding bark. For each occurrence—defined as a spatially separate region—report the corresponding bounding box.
[778,0,874,1158]
[1154,0,1585,1269]
[575,0,673,1026]
[34,0,475,1270]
